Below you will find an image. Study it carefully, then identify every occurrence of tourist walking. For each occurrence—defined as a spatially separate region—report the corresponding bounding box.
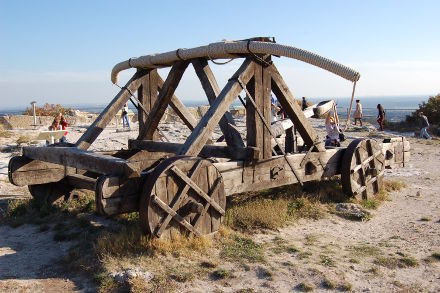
[302,97,308,111]
[419,112,431,139]
[353,99,363,126]
[377,104,385,131]
[122,103,130,129]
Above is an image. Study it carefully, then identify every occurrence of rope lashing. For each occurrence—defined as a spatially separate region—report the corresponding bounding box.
[175,48,185,61]
[111,40,361,84]
[246,40,273,67]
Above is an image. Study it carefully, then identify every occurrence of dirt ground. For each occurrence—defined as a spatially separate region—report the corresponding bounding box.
[0,120,439,292]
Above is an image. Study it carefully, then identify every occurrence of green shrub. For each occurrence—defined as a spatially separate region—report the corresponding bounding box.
[406,94,440,124]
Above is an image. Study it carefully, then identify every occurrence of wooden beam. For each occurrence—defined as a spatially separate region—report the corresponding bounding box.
[192,58,245,149]
[215,148,344,195]
[270,65,325,152]
[76,70,148,150]
[178,59,254,156]
[139,61,189,140]
[65,174,96,190]
[138,69,159,140]
[262,62,272,158]
[23,146,139,176]
[128,140,259,160]
[8,156,67,186]
[157,76,199,131]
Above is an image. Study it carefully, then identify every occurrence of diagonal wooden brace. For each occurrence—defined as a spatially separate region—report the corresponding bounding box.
[155,160,203,237]
[192,176,223,229]
[170,166,225,215]
[151,194,201,236]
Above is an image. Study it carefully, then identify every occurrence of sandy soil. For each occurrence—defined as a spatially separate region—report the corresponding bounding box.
[0,118,439,292]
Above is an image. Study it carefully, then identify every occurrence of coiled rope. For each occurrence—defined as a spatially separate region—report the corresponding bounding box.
[111,39,360,84]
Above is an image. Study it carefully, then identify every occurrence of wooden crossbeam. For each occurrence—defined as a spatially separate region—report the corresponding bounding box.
[170,166,225,215]
[270,65,325,152]
[139,61,189,140]
[178,59,254,157]
[151,194,201,236]
[76,70,149,150]
[192,58,245,149]
[157,76,199,131]
[352,149,382,173]
[128,140,259,160]
[192,177,222,229]
[155,160,203,237]
[23,146,138,176]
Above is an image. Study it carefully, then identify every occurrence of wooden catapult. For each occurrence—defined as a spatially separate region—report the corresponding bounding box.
[9,38,410,238]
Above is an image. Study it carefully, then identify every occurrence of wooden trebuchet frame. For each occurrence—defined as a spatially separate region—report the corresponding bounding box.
[8,38,410,239]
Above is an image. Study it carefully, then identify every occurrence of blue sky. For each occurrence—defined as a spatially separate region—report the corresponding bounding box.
[1,0,439,109]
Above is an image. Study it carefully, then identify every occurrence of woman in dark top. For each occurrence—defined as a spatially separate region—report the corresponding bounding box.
[377,104,385,131]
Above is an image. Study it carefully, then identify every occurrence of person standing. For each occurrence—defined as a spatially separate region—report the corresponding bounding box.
[58,113,68,142]
[122,103,130,129]
[419,112,431,139]
[377,104,385,131]
[325,103,341,147]
[353,99,363,126]
[302,97,308,111]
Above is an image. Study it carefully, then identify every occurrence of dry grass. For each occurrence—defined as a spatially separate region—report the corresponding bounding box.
[0,124,12,138]
[95,226,212,258]
[374,255,418,269]
[357,179,407,211]
[383,179,407,192]
[16,135,31,144]
[219,233,265,263]
[224,179,343,232]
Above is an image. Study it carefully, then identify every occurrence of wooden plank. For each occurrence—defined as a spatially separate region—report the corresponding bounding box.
[128,139,259,160]
[270,64,325,152]
[138,69,159,140]
[65,174,96,190]
[170,166,225,215]
[246,64,264,159]
[157,76,199,131]
[76,70,148,150]
[178,59,254,156]
[156,160,202,237]
[262,62,272,159]
[198,164,211,234]
[192,58,245,149]
[23,146,138,176]
[139,61,189,140]
[166,174,181,239]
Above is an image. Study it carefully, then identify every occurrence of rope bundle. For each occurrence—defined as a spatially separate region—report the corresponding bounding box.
[111,40,360,84]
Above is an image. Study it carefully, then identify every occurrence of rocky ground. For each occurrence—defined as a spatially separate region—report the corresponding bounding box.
[0,115,439,292]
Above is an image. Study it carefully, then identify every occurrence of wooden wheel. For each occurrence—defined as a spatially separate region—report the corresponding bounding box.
[139,156,226,239]
[28,182,73,205]
[341,139,385,199]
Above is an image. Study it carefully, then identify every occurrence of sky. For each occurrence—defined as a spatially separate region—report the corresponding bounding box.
[1,0,439,110]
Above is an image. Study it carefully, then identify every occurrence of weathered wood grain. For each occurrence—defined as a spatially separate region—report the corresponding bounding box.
[139,61,189,140]
[178,59,254,156]
[128,140,259,160]
[23,146,138,176]
[192,58,245,149]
